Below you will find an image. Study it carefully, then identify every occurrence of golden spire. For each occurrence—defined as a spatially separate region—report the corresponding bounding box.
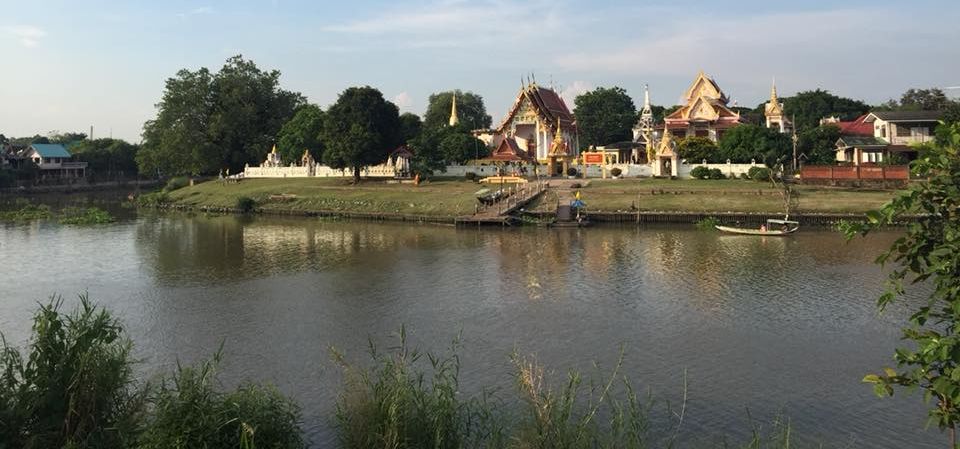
[448,92,459,127]
[271,144,277,154]
[549,117,568,156]
[770,77,778,103]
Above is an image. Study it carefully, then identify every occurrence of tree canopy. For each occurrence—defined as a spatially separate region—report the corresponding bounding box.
[878,87,958,111]
[70,138,140,180]
[423,90,492,131]
[574,87,636,149]
[138,55,304,176]
[676,136,719,163]
[276,104,324,164]
[780,89,870,132]
[716,124,791,164]
[321,86,401,183]
[398,112,423,144]
[796,124,840,165]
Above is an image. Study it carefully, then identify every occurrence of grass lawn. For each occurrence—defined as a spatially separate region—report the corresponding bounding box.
[167,177,484,217]
[532,178,899,214]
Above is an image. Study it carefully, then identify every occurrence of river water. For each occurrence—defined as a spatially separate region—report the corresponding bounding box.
[0,209,942,448]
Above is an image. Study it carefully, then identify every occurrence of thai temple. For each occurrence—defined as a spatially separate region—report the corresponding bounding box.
[663,71,744,141]
[489,79,578,176]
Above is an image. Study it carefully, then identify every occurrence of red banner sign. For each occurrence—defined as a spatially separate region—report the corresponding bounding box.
[583,153,604,164]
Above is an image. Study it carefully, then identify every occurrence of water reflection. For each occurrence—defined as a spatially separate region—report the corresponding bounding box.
[0,214,940,448]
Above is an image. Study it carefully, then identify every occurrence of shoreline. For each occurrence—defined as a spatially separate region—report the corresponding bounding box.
[149,202,891,227]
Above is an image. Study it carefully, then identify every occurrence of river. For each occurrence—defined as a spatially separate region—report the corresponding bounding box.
[0,209,941,448]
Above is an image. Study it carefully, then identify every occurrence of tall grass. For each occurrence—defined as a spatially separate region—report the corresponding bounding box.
[0,294,145,449]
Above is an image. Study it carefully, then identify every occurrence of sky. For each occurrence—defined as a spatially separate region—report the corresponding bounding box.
[2,0,959,142]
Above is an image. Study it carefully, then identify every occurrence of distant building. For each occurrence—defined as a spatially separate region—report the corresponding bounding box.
[492,80,577,175]
[663,71,743,141]
[21,143,87,178]
[835,110,942,165]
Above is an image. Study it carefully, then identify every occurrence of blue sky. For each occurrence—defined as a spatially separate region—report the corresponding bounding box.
[2,0,959,142]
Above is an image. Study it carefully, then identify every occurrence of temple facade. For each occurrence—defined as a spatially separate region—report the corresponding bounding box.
[663,71,743,141]
[492,80,578,175]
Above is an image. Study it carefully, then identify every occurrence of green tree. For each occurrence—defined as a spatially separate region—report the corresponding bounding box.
[71,138,140,181]
[322,86,401,183]
[677,136,719,163]
[780,89,870,132]
[277,103,324,164]
[844,123,960,448]
[796,124,841,165]
[942,103,960,126]
[398,112,423,144]
[439,131,486,164]
[899,88,954,111]
[138,56,304,176]
[423,90,492,131]
[717,124,790,164]
[408,128,448,177]
[574,86,636,149]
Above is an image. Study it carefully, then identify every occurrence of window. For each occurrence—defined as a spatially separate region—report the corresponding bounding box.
[674,130,686,138]
[896,125,911,137]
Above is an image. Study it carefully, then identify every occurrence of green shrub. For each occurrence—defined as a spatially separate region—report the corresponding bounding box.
[0,202,52,221]
[136,191,170,207]
[696,216,721,230]
[464,172,478,181]
[748,166,772,182]
[236,196,256,213]
[58,207,115,225]
[610,167,622,177]
[739,173,749,180]
[163,176,189,192]
[708,168,725,179]
[689,166,710,179]
[0,294,146,449]
[566,167,578,177]
[139,351,304,449]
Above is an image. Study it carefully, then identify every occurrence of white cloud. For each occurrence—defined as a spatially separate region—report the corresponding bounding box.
[560,80,593,108]
[5,25,46,48]
[393,92,413,111]
[322,0,570,48]
[177,6,213,18]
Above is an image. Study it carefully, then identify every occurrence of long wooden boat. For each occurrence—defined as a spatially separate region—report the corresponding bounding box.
[715,219,799,236]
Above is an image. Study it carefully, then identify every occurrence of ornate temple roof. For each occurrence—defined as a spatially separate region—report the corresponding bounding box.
[665,71,742,125]
[486,137,534,162]
[764,79,785,117]
[496,82,576,134]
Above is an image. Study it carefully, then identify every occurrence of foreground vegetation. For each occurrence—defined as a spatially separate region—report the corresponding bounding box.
[1,296,822,449]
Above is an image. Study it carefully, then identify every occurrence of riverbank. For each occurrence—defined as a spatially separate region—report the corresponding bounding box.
[0,179,160,195]
[160,177,901,225]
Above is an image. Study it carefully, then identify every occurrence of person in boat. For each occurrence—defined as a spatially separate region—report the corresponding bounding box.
[760,224,767,232]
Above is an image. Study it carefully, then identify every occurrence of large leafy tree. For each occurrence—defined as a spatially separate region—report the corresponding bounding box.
[677,136,719,163]
[796,124,841,165]
[844,123,960,448]
[423,90,492,131]
[777,89,870,132]
[899,88,955,111]
[70,138,140,180]
[438,131,486,164]
[322,86,401,183]
[277,104,324,164]
[398,112,423,144]
[717,124,791,164]
[138,56,304,176]
[574,87,636,149]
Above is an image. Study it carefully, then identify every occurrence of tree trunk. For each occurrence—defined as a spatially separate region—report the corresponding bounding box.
[352,166,361,184]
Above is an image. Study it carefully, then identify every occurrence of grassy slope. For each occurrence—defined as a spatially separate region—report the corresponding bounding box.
[167,178,483,217]
[534,179,898,214]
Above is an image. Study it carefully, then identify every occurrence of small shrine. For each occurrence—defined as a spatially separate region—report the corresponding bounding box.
[653,128,679,177]
[764,79,793,134]
[263,144,283,167]
[546,118,574,177]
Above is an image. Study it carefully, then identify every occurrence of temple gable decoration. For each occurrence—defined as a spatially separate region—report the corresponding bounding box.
[664,71,743,142]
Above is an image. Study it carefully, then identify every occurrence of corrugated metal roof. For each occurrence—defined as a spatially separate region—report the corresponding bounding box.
[29,144,72,158]
[870,110,944,122]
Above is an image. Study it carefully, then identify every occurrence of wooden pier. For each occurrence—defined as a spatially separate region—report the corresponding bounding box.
[455,181,546,226]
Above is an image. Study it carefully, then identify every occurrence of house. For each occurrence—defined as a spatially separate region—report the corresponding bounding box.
[21,143,88,178]
[835,110,942,165]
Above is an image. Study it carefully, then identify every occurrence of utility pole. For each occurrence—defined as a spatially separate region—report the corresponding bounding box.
[791,114,798,172]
